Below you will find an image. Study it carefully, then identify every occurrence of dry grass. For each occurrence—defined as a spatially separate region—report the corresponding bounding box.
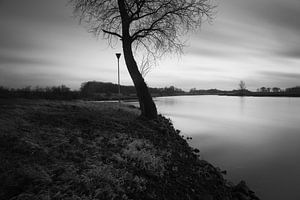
[0,99,259,200]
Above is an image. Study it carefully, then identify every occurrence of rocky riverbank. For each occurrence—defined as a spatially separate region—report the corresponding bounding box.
[0,99,259,200]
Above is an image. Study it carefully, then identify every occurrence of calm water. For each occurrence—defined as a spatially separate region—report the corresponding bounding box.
[152,95,300,200]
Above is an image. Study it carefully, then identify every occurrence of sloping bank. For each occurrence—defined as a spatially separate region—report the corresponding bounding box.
[0,99,259,200]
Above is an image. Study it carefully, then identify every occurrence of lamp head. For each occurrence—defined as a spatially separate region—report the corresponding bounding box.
[116,53,121,59]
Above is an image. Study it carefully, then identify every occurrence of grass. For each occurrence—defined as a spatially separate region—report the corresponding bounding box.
[0,99,259,200]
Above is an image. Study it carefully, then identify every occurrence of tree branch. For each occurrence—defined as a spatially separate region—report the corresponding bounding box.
[102,29,122,39]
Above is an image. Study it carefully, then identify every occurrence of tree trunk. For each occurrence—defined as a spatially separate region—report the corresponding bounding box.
[117,0,157,119]
[122,39,158,119]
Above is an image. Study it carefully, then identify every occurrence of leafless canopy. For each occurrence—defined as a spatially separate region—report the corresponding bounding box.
[71,0,214,61]
[239,80,246,90]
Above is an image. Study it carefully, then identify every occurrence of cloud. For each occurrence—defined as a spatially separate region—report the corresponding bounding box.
[260,71,300,81]
[251,0,300,32]
[0,54,53,66]
[275,48,300,59]
[186,46,230,58]
[221,0,300,59]
[0,26,37,52]
[0,0,71,24]
[255,1,300,59]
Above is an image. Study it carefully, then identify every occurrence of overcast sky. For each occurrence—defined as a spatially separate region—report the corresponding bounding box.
[0,0,300,90]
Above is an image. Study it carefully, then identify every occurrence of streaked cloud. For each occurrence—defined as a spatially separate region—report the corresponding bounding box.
[259,71,300,81]
[0,0,299,90]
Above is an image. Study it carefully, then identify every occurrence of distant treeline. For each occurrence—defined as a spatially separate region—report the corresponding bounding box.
[252,86,300,97]
[80,81,185,100]
[190,86,300,97]
[0,81,185,100]
[1,82,300,100]
[0,85,80,100]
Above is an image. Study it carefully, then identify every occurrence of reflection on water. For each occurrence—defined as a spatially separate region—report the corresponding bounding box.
[154,95,300,200]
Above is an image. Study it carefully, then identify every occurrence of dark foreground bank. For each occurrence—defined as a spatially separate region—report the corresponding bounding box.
[0,99,259,200]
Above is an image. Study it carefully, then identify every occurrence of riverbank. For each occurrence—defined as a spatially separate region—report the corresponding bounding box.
[0,99,259,200]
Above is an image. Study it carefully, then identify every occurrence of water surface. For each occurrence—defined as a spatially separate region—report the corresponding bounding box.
[153,95,300,200]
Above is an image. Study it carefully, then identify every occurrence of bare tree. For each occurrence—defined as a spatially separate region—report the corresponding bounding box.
[272,87,281,93]
[70,0,214,119]
[238,80,246,96]
[239,81,246,90]
[260,87,267,93]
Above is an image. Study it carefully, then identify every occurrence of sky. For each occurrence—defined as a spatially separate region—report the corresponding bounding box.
[0,0,300,91]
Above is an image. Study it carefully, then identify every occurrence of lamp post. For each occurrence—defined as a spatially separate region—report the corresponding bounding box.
[115,53,121,103]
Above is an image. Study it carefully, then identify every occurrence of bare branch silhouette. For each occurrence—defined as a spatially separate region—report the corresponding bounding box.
[70,0,215,119]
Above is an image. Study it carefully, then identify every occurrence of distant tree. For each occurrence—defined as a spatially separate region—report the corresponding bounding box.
[238,80,246,96]
[189,88,197,94]
[260,87,267,93]
[162,86,176,95]
[238,81,246,91]
[272,87,280,93]
[285,86,300,95]
[34,86,45,92]
[70,0,214,119]
[266,87,271,93]
[21,86,32,92]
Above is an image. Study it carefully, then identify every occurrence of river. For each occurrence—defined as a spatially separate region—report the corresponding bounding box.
[149,95,300,200]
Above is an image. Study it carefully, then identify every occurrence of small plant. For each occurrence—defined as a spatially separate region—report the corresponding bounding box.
[122,139,168,177]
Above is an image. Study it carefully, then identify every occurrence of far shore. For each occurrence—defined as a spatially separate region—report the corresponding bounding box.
[85,93,300,102]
